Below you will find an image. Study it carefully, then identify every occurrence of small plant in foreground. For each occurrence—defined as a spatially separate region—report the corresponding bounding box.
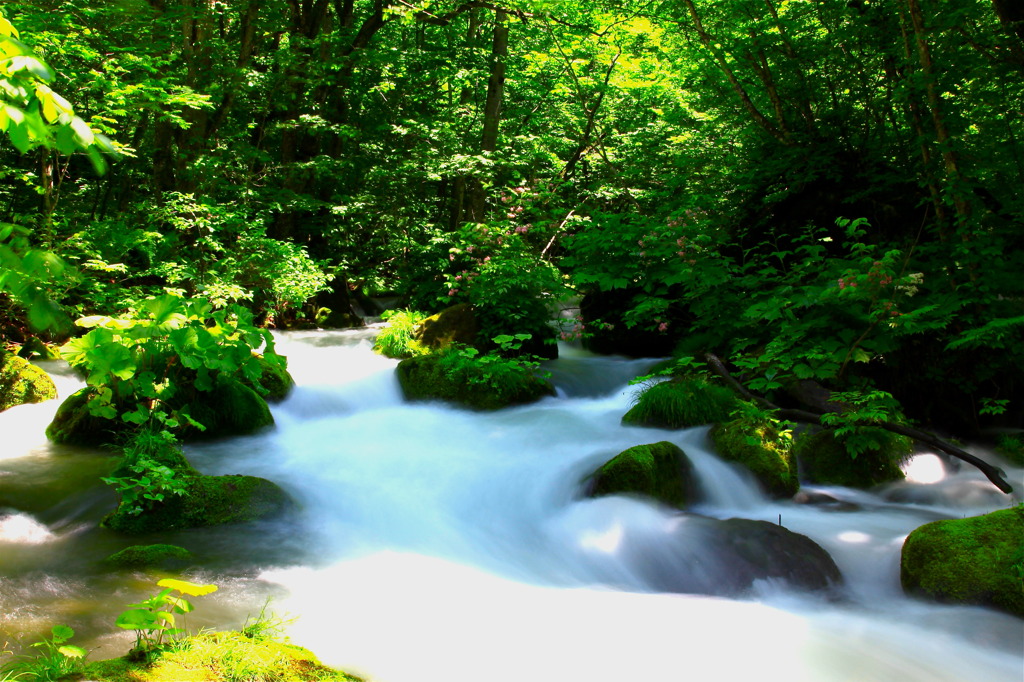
[2,626,87,682]
[115,578,218,658]
[373,309,428,358]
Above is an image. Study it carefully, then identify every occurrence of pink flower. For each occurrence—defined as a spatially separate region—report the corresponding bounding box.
[448,289,457,296]
[658,322,669,332]
[455,275,462,281]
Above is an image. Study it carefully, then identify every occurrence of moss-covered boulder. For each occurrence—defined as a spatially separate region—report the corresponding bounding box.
[586,441,696,508]
[242,353,294,402]
[0,352,57,412]
[395,351,555,410]
[414,303,479,350]
[47,377,274,448]
[794,427,910,489]
[100,434,292,535]
[104,472,291,535]
[103,543,193,568]
[901,507,1024,618]
[709,418,799,498]
[622,378,738,429]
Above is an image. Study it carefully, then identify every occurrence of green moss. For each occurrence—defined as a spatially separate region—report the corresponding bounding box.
[45,387,119,447]
[104,544,193,568]
[622,377,738,429]
[395,351,555,410]
[901,506,1024,618]
[242,354,295,403]
[709,418,799,498]
[184,378,275,440]
[0,351,57,412]
[80,630,362,682]
[103,472,291,535]
[793,428,909,489]
[413,303,479,350]
[587,441,694,508]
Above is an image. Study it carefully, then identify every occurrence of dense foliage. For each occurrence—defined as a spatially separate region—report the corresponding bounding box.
[1,0,1021,437]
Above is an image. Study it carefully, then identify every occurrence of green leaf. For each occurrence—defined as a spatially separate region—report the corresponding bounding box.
[115,609,158,630]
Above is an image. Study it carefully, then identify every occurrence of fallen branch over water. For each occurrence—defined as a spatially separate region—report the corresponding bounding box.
[704,353,1014,495]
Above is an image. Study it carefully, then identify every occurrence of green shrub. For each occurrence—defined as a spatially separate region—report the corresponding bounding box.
[622,377,738,429]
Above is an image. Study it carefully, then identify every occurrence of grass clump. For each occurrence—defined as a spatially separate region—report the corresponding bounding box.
[373,309,428,358]
[622,377,738,429]
[80,630,361,682]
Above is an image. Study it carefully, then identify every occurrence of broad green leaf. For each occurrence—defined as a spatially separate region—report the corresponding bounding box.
[115,609,158,629]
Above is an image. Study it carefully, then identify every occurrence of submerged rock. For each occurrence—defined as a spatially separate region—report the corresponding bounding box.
[901,506,1024,619]
[103,544,193,568]
[709,417,799,498]
[585,441,696,509]
[0,352,57,412]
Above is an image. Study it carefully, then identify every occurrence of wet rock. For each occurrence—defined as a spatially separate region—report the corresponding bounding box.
[794,427,910,489]
[585,441,696,509]
[47,377,274,448]
[103,544,193,568]
[0,352,57,412]
[395,352,555,411]
[710,417,799,498]
[901,506,1024,618]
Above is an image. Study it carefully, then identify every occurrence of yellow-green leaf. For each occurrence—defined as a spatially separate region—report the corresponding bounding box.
[157,578,218,596]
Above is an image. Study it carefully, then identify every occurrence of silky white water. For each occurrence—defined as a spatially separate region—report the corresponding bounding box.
[1,328,1022,681]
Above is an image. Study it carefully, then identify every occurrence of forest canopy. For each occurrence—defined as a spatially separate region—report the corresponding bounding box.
[1,0,1022,436]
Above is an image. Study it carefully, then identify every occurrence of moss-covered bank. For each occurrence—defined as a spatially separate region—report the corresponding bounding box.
[586,441,695,509]
[901,506,1024,618]
[0,351,57,412]
[103,544,193,569]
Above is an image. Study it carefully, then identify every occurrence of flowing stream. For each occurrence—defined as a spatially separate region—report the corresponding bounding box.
[1,329,1022,681]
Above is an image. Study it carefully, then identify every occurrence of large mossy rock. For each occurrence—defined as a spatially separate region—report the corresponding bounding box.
[622,378,738,430]
[395,352,555,410]
[586,441,696,508]
[793,427,910,489]
[414,303,479,350]
[103,472,291,535]
[0,352,57,412]
[901,507,1024,618]
[709,418,799,498]
[47,378,274,448]
[101,436,292,535]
